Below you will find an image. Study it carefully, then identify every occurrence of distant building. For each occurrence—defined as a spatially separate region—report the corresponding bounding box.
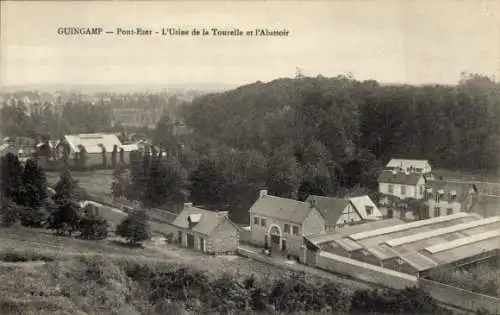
[170,205,240,255]
[424,180,478,218]
[385,159,432,175]
[248,190,326,260]
[56,133,137,167]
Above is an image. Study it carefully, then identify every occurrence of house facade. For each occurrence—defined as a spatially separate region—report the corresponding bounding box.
[424,180,478,218]
[378,170,426,200]
[171,206,240,255]
[249,190,325,259]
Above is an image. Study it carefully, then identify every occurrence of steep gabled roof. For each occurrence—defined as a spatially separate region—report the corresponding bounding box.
[377,170,424,185]
[249,195,314,224]
[349,195,383,220]
[305,195,352,225]
[171,206,234,236]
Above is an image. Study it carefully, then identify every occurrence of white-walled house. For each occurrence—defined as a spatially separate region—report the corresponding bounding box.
[249,190,325,259]
[378,170,426,200]
[424,180,478,218]
[385,159,432,175]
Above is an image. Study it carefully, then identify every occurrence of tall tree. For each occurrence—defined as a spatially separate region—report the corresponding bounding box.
[0,153,25,204]
[266,145,302,199]
[189,157,228,207]
[20,159,49,227]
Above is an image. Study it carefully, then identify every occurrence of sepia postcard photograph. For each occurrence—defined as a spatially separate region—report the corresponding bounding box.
[0,0,499,314]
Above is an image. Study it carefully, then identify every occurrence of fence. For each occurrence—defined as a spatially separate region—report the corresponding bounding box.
[316,251,418,290]
[419,278,500,314]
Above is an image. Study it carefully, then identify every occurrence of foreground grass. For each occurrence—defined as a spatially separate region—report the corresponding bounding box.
[0,249,453,315]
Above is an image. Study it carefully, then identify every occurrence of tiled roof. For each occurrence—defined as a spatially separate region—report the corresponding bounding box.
[304,195,351,225]
[171,206,233,236]
[377,170,424,185]
[249,195,314,224]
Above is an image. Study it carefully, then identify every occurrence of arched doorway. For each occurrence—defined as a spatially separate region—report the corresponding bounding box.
[269,225,281,252]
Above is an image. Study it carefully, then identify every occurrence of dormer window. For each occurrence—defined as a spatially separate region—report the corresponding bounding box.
[365,206,373,216]
[187,214,202,229]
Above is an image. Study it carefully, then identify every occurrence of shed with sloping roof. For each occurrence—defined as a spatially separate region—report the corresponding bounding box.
[170,205,240,255]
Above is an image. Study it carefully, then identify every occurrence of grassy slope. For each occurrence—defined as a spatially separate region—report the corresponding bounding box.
[0,226,365,315]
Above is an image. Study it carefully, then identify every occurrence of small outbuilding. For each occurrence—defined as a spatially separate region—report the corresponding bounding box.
[170,205,240,255]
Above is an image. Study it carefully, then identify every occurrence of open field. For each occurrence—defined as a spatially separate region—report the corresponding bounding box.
[47,169,114,197]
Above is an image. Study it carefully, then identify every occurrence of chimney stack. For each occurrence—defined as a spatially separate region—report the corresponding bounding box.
[309,199,316,208]
[259,189,268,199]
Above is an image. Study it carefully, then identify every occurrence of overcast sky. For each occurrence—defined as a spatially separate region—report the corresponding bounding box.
[1,0,499,86]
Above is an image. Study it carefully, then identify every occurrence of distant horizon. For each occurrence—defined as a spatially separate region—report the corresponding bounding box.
[2,72,493,91]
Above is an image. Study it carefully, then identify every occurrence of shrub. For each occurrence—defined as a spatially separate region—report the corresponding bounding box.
[79,216,109,240]
[0,199,22,227]
[116,210,151,246]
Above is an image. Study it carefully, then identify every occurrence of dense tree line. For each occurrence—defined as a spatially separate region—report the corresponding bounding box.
[0,101,113,139]
[163,73,500,222]
[111,148,186,209]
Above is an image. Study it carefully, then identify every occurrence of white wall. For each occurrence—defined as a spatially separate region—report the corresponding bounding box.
[379,179,425,200]
[335,203,362,226]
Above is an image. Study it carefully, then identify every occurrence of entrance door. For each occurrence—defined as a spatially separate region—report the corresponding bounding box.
[187,234,195,249]
[199,237,205,252]
[269,226,281,252]
[281,239,287,252]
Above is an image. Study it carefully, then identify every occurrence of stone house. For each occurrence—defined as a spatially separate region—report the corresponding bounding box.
[424,180,478,218]
[170,205,240,255]
[249,190,325,259]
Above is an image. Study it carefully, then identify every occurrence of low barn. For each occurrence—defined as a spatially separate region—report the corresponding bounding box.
[170,206,240,255]
[304,212,500,277]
